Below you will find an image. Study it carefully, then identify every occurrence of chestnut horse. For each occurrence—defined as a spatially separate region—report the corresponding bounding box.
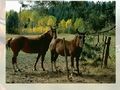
[6,27,57,72]
[49,31,85,75]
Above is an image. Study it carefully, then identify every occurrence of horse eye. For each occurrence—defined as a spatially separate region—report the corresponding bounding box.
[79,36,82,38]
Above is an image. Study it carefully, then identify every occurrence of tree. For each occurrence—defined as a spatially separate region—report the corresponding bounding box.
[47,16,56,26]
[6,10,19,34]
[6,1,115,34]
[19,10,32,28]
[74,18,84,32]
[58,19,66,29]
[66,19,72,28]
[30,10,39,27]
[88,12,106,33]
[38,16,47,26]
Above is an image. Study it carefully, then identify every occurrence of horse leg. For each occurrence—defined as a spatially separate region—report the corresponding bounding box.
[41,53,46,71]
[12,56,16,72]
[34,53,41,71]
[53,53,58,72]
[70,56,74,76]
[12,55,21,72]
[76,56,80,74]
[51,51,54,72]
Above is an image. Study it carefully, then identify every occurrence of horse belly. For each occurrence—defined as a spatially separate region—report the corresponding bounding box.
[21,48,39,53]
[60,53,71,56]
[56,48,71,56]
[21,43,40,53]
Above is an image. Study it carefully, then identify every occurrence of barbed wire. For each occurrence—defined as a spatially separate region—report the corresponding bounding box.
[86,25,115,35]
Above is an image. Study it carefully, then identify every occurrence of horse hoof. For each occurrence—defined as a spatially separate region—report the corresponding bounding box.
[76,72,83,76]
[42,68,45,71]
[33,69,37,71]
[58,70,63,73]
[69,75,74,82]
[17,69,22,72]
[14,70,18,72]
[14,69,21,72]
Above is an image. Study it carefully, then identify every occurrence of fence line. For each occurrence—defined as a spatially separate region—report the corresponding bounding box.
[86,25,115,35]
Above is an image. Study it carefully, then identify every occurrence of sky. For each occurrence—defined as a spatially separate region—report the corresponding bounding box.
[6,1,30,12]
[6,1,21,12]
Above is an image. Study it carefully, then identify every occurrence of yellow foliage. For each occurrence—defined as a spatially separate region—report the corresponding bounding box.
[74,18,84,30]
[21,26,51,34]
[44,26,50,32]
[58,19,66,29]
[22,28,33,34]
[66,19,72,28]
[48,18,54,26]
[47,16,56,26]
[34,26,43,33]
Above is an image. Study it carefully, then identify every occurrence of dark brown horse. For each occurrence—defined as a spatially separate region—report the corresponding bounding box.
[6,27,57,72]
[49,31,85,75]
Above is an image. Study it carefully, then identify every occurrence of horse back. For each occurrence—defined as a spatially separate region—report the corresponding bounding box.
[50,38,76,56]
[9,36,40,53]
[9,36,27,52]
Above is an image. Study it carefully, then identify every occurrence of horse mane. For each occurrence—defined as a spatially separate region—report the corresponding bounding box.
[38,30,53,51]
[40,30,52,41]
[71,34,82,48]
[72,35,78,47]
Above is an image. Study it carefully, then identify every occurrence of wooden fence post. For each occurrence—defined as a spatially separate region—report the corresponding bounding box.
[63,38,69,81]
[102,33,105,42]
[96,33,100,46]
[101,36,107,68]
[103,37,111,68]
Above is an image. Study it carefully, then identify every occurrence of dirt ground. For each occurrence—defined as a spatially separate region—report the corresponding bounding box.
[6,51,115,83]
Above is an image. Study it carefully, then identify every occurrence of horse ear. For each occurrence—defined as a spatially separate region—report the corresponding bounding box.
[50,25,53,30]
[49,25,57,30]
[54,26,58,30]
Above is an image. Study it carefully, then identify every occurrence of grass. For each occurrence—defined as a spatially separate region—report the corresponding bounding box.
[6,33,116,83]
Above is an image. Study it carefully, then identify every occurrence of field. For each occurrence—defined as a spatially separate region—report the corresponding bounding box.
[6,34,115,83]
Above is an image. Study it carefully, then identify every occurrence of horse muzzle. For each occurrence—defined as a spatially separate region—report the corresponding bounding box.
[54,35,57,39]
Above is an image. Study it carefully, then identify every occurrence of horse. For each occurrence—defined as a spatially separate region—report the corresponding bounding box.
[6,27,57,72]
[49,30,85,75]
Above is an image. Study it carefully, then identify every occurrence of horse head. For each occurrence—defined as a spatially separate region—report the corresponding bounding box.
[76,28,86,44]
[49,25,57,39]
[74,34,83,48]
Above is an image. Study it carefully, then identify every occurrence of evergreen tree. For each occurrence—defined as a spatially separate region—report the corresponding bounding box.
[6,10,19,34]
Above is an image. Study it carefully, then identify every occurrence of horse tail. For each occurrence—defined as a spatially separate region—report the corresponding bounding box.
[6,37,12,50]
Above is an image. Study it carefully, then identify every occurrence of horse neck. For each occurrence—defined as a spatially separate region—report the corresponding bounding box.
[71,36,80,47]
[47,34,53,43]
[42,33,53,44]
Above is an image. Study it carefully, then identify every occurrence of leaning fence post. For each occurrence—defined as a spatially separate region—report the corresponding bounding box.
[63,38,69,81]
[101,36,107,68]
[103,37,111,68]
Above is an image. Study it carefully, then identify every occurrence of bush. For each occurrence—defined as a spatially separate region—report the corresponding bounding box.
[57,28,64,34]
